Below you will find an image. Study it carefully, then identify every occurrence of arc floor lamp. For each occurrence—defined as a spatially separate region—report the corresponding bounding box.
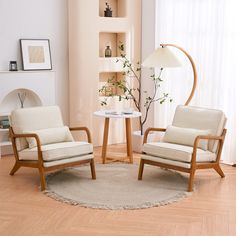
[142,43,197,105]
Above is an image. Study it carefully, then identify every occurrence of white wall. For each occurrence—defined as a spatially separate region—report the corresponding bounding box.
[0,0,69,123]
[141,0,156,129]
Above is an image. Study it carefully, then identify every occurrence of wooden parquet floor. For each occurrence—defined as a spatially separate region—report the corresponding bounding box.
[0,144,236,236]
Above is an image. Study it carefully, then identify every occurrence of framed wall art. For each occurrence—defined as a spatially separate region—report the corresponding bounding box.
[20,39,52,70]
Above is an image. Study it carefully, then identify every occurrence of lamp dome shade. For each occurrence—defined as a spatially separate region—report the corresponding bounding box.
[142,47,182,68]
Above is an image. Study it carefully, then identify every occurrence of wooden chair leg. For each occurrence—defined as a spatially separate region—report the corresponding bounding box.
[90,159,96,179]
[138,159,145,180]
[214,164,225,178]
[188,169,195,192]
[9,162,21,176]
[38,167,46,191]
[101,118,109,164]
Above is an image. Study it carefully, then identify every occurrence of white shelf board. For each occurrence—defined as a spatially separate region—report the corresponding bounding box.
[0,112,10,117]
[99,57,125,72]
[0,128,9,132]
[99,17,128,30]
[0,70,56,74]
[0,141,11,147]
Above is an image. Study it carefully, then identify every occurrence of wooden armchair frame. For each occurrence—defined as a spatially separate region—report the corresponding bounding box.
[138,127,227,192]
[9,126,96,191]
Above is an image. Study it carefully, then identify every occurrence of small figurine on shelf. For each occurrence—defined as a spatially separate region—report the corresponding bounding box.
[105,45,112,57]
[104,2,112,17]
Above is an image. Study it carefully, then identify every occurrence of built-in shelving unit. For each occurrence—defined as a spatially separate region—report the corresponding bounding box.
[0,88,42,115]
[99,31,127,103]
[99,32,126,57]
[68,0,141,146]
[99,72,125,97]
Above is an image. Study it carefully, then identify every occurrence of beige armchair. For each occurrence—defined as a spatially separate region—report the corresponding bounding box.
[9,106,96,191]
[138,105,227,192]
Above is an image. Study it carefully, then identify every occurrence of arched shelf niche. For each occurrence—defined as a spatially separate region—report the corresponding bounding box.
[0,88,42,115]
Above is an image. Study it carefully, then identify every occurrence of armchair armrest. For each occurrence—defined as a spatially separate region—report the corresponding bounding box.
[10,132,42,151]
[69,127,92,143]
[191,129,227,165]
[9,127,43,163]
[143,127,166,144]
[194,135,224,142]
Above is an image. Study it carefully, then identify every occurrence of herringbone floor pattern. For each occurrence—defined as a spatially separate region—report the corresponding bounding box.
[0,144,236,236]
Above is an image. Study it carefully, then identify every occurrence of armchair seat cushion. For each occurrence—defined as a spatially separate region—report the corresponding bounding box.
[143,142,216,163]
[18,141,93,162]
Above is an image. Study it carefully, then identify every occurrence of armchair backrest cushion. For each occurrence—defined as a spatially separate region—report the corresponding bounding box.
[10,106,64,150]
[172,106,226,153]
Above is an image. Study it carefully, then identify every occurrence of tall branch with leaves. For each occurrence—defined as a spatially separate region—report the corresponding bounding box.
[99,43,172,134]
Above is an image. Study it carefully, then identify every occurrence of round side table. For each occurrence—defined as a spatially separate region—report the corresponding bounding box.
[94,110,141,164]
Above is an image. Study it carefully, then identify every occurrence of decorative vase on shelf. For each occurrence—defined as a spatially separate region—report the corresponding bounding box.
[17,92,26,108]
[105,46,112,57]
[104,2,112,17]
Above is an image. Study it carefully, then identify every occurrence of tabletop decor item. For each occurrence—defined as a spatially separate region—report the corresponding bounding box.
[105,45,112,57]
[104,2,112,17]
[9,61,18,71]
[20,39,52,70]
[17,92,26,108]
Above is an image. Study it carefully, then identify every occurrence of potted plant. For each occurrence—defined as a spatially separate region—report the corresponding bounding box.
[99,43,172,152]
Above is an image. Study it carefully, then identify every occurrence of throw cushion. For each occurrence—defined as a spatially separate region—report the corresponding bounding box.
[172,105,226,153]
[18,141,93,161]
[163,125,210,151]
[24,126,74,149]
[142,142,216,163]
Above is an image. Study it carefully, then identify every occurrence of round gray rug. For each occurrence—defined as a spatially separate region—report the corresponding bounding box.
[45,164,191,210]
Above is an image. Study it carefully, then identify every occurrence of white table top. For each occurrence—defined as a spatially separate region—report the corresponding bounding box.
[94,110,142,119]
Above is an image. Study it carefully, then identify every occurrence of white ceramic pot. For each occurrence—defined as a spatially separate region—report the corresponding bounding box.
[132,130,156,153]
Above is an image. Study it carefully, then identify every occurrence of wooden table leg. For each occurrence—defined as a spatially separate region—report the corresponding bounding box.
[101,117,109,164]
[125,118,133,163]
